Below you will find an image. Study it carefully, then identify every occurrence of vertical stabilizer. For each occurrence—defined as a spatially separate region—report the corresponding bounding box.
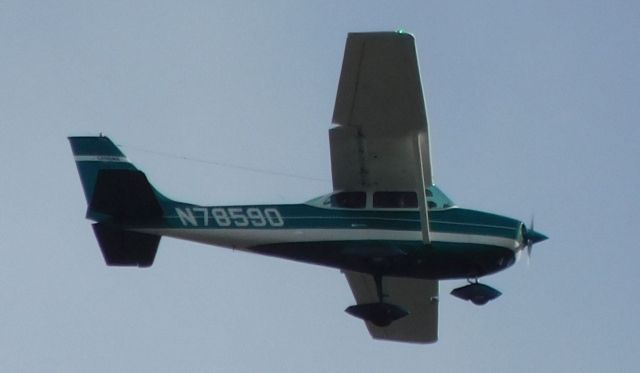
[69,136,137,204]
[69,136,163,267]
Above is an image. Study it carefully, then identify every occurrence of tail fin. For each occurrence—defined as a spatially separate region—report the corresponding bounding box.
[68,136,137,204]
[69,136,163,267]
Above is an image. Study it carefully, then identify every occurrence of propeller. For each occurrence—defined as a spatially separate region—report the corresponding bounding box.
[526,217,535,262]
[522,217,548,264]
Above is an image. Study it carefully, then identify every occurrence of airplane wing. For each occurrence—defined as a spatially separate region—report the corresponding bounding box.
[333,32,437,342]
[331,32,432,243]
[331,32,432,191]
[344,270,438,343]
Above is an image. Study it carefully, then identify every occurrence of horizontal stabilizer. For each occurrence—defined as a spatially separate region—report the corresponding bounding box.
[92,223,160,267]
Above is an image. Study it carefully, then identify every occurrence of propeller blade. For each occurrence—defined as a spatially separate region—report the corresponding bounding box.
[523,216,548,265]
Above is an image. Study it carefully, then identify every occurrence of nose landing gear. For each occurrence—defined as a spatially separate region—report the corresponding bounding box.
[451,279,502,305]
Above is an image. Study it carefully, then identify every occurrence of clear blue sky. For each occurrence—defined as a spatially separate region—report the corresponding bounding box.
[1,1,638,371]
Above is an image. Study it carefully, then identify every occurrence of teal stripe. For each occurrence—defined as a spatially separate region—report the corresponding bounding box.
[155,202,521,240]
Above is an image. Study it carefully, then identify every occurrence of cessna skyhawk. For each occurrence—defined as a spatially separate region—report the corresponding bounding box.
[69,31,547,343]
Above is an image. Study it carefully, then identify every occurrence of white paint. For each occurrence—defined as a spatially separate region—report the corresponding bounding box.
[136,227,520,253]
[74,155,128,162]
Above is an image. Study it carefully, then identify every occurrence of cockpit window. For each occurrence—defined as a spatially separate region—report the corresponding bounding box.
[305,186,455,210]
[329,191,366,208]
[373,191,418,208]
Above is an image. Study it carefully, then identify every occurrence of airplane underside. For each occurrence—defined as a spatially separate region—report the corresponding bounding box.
[144,227,517,280]
[250,241,516,280]
[135,226,516,326]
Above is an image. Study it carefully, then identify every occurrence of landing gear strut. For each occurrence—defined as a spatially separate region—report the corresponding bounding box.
[345,274,408,327]
[451,279,502,305]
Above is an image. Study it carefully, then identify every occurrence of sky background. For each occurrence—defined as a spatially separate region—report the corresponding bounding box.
[1,1,639,372]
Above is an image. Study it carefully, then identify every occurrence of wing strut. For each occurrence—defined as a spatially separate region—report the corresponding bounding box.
[415,132,430,244]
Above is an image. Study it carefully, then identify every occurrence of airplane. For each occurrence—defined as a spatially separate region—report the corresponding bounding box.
[69,31,547,344]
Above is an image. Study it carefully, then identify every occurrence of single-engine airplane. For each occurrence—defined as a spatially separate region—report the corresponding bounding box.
[69,32,547,343]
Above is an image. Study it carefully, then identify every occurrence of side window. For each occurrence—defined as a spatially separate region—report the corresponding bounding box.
[330,192,366,208]
[373,192,418,208]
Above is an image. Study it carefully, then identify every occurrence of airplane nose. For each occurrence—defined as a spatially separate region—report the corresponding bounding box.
[520,220,548,263]
[525,229,548,244]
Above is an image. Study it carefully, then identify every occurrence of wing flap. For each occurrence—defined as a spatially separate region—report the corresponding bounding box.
[329,126,420,190]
